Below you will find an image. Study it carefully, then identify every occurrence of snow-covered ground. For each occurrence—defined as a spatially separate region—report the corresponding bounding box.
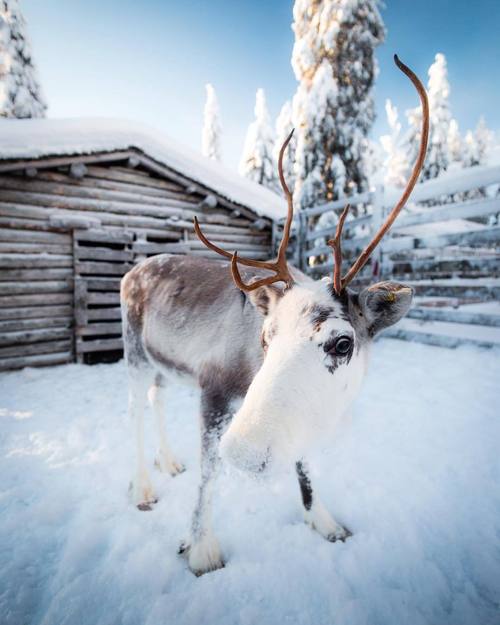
[1,340,499,625]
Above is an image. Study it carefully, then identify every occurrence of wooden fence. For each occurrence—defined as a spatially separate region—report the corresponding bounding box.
[274,164,500,347]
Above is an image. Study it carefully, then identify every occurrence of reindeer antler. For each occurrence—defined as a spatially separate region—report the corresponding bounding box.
[327,55,430,295]
[194,129,296,292]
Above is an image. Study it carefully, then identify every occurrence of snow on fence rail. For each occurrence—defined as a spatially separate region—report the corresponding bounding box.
[273,164,500,347]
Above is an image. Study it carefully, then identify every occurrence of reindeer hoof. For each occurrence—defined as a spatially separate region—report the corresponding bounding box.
[129,479,158,510]
[327,526,352,543]
[154,454,186,477]
[178,536,225,576]
[137,500,157,512]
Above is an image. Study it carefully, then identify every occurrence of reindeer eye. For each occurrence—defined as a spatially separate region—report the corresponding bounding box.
[332,336,352,356]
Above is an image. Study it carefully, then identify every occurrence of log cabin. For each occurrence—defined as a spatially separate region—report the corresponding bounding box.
[0,118,286,370]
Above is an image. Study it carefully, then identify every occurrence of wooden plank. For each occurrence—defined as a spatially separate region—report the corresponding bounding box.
[132,241,190,254]
[0,338,72,358]
[0,228,70,243]
[0,150,134,174]
[76,337,123,353]
[0,253,72,268]
[0,327,72,346]
[387,256,500,276]
[49,214,101,229]
[74,279,88,329]
[188,249,270,260]
[84,165,185,191]
[0,201,168,230]
[0,268,73,281]
[74,228,134,244]
[87,292,121,305]
[0,305,72,320]
[74,246,134,262]
[407,307,500,327]
[37,170,189,200]
[393,196,500,230]
[0,317,72,332]
[0,176,201,210]
[128,229,181,242]
[75,261,132,275]
[186,232,269,244]
[114,165,151,178]
[381,227,500,254]
[304,191,371,217]
[0,351,72,371]
[0,281,72,295]
[305,214,372,242]
[83,277,122,291]
[78,322,122,336]
[188,240,271,253]
[0,217,69,232]
[0,242,72,254]
[87,307,122,321]
[0,189,198,219]
[385,164,500,206]
[0,293,73,308]
[165,219,268,235]
[406,280,500,301]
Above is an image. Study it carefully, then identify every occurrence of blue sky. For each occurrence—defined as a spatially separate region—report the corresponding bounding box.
[23,0,500,169]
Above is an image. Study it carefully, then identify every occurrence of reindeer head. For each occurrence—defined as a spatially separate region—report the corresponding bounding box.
[194,56,429,472]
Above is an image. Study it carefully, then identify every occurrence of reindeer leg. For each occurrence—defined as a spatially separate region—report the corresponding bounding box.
[296,460,352,543]
[148,374,185,477]
[180,388,231,576]
[128,369,157,511]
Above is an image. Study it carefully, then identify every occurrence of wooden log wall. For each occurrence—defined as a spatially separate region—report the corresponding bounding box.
[0,153,273,369]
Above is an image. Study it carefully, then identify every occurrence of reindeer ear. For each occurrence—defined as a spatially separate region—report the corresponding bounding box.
[247,284,284,316]
[358,281,413,336]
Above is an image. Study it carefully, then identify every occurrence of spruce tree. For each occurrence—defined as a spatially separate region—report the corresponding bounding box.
[421,53,452,180]
[291,0,385,210]
[447,119,462,169]
[380,98,408,188]
[0,0,46,118]
[273,100,296,191]
[239,88,278,191]
[201,83,221,161]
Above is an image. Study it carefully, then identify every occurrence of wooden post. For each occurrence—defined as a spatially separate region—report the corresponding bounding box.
[74,278,88,363]
[371,185,385,281]
[297,211,307,271]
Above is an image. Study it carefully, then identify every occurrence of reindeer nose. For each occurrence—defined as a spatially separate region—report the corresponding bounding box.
[219,431,271,474]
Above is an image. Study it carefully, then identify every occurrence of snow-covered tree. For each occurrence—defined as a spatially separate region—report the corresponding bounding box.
[273,100,296,190]
[0,0,46,118]
[447,118,462,168]
[380,98,408,188]
[239,88,278,191]
[291,0,385,210]
[463,117,494,167]
[201,83,221,161]
[422,53,452,180]
[401,53,452,183]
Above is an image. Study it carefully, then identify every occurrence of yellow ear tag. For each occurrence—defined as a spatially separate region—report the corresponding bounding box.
[387,292,396,303]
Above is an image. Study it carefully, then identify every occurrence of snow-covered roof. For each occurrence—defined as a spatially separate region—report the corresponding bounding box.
[0,118,287,221]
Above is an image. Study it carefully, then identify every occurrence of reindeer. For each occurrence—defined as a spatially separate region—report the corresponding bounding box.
[120,56,429,576]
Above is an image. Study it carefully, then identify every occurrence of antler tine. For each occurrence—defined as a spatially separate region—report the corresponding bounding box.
[193,216,275,271]
[339,55,430,291]
[193,129,296,292]
[276,129,295,265]
[327,203,351,295]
